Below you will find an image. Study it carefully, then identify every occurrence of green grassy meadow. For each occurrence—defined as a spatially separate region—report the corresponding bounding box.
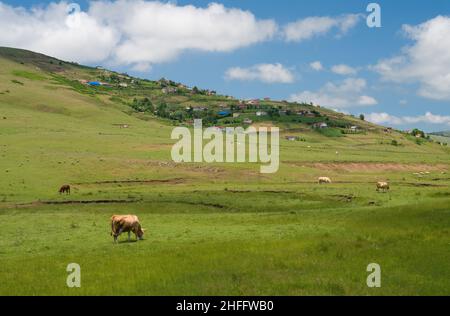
[0,49,449,295]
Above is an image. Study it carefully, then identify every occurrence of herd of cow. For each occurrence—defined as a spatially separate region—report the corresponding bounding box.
[57,179,389,243]
[58,184,146,243]
[317,177,390,192]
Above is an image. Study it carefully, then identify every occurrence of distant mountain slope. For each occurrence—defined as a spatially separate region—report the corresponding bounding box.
[430,131,450,137]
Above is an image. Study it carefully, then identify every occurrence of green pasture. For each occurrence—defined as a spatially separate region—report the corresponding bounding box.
[0,50,449,295]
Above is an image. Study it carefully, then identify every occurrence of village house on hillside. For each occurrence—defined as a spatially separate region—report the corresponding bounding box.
[296,110,315,117]
[237,103,247,110]
[256,111,267,117]
[246,99,260,106]
[312,122,328,129]
[192,106,207,112]
[218,110,231,117]
[285,136,299,141]
[162,87,177,94]
[85,81,110,87]
[112,123,130,129]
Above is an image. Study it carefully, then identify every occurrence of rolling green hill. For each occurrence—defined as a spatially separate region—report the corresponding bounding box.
[429,131,450,146]
[0,47,449,296]
[430,130,450,137]
[0,47,383,132]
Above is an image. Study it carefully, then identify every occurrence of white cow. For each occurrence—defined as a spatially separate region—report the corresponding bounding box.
[318,177,332,184]
[376,182,390,192]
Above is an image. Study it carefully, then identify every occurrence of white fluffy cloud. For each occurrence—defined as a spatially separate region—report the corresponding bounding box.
[310,61,324,71]
[283,14,362,42]
[365,112,450,126]
[0,2,118,64]
[225,63,295,84]
[372,16,450,100]
[331,64,358,75]
[357,95,378,105]
[290,78,377,108]
[0,1,277,70]
[364,112,404,125]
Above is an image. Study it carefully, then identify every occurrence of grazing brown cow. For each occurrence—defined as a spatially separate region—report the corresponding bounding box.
[59,185,71,195]
[111,215,144,243]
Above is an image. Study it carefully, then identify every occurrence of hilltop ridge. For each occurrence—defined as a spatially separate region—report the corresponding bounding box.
[0,46,446,152]
[0,46,379,134]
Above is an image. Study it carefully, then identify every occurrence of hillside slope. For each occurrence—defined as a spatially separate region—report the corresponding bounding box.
[1,47,449,201]
[0,46,382,132]
[1,47,450,201]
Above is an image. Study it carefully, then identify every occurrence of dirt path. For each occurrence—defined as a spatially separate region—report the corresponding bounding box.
[289,162,449,172]
[74,178,185,185]
[4,199,143,209]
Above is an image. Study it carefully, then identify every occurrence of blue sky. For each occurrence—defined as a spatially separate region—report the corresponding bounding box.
[1,0,450,132]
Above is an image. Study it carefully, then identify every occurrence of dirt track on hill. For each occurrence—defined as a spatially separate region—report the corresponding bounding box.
[74,178,185,185]
[296,162,448,172]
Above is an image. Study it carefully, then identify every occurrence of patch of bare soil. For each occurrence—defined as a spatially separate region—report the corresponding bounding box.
[7,199,142,209]
[126,160,227,174]
[40,199,143,205]
[332,194,355,202]
[223,189,296,194]
[132,144,173,151]
[76,178,185,185]
[295,162,448,172]
[165,200,226,209]
[400,182,447,188]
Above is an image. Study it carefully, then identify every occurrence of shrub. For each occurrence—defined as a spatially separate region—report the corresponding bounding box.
[11,79,24,85]
[317,128,343,137]
[131,97,154,113]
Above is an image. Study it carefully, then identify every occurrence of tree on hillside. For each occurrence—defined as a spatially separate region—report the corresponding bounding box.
[359,114,365,121]
[411,128,425,138]
[131,97,153,113]
[156,102,168,118]
[268,107,280,118]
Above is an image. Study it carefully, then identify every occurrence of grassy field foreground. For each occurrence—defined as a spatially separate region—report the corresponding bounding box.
[1,194,450,295]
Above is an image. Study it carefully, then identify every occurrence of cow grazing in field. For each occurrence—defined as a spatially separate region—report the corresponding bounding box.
[318,177,332,184]
[111,215,145,243]
[59,185,71,195]
[376,182,390,192]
